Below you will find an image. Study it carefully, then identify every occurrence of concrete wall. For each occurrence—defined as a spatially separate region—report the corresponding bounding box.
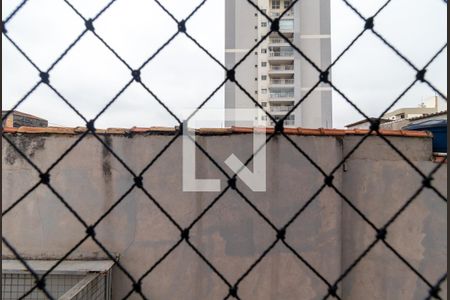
[2,132,446,299]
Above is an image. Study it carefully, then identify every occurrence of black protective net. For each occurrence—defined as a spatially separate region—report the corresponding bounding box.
[2,0,447,299]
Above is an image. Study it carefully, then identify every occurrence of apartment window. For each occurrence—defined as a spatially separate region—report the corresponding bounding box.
[261,22,267,27]
[262,115,267,121]
[261,62,267,67]
[272,0,280,9]
[261,89,267,94]
[261,75,267,80]
[284,0,291,8]
[261,48,267,54]
[262,102,267,107]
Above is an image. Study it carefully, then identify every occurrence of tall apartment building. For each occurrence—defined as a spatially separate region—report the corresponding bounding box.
[225,0,332,128]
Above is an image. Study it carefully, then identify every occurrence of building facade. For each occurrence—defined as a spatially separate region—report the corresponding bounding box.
[225,0,332,128]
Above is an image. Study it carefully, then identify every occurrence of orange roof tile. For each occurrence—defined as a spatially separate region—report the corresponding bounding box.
[2,127,18,133]
[16,126,77,134]
[231,127,254,134]
[130,126,177,134]
[433,155,447,164]
[197,128,233,135]
[105,128,128,134]
[2,126,433,138]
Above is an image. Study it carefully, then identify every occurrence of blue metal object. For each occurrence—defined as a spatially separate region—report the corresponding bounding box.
[403,119,447,153]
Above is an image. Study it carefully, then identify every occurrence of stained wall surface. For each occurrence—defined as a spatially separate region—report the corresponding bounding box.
[2,132,446,299]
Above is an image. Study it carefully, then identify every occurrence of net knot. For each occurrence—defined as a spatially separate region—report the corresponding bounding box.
[85,19,95,31]
[40,72,50,84]
[364,17,374,30]
[132,70,141,82]
[178,20,186,33]
[271,18,279,32]
[40,173,50,184]
[324,175,334,187]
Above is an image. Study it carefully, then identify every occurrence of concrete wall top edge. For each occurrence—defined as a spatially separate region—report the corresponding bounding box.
[2,126,434,138]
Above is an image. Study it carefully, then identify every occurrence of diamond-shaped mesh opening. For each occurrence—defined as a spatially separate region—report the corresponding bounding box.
[2,0,447,299]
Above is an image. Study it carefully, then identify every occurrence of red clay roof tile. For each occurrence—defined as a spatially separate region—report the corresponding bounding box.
[254,127,275,134]
[16,126,77,134]
[74,127,88,133]
[282,127,298,135]
[3,127,18,133]
[400,130,433,138]
[2,126,434,138]
[197,128,233,135]
[320,128,346,136]
[105,128,128,134]
[298,128,321,135]
[232,127,254,134]
[433,155,447,164]
[130,127,177,134]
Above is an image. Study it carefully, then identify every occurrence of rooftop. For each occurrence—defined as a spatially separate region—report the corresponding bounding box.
[344,117,390,129]
[1,110,48,121]
[409,110,447,121]
[383,107,438,117]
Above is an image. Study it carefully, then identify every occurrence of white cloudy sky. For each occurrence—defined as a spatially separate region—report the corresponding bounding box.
[2,0,447,129]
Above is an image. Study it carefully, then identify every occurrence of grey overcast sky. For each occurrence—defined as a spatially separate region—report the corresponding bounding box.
[2,0,447,129]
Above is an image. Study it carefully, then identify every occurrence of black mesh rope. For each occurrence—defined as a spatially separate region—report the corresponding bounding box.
[2,0,447,299]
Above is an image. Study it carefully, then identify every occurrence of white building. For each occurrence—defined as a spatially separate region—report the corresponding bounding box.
[225,0,332,128]
[345,96,446,130]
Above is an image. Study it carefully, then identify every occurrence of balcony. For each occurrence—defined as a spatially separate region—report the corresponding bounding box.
[268,51,294,62]
[270,78,295,86]
[270,10,294,18]
[284,119,295,126]
[269,119,295,126]
[270,105,294,113]
[269,92,295,100]
[269,37,293,45]
[270,64,294,71]
[269,51,293,57]
[271,12,281,18]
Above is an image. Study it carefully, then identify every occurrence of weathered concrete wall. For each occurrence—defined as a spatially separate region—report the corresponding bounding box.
[2,133,446,299]
[341,137,447,300]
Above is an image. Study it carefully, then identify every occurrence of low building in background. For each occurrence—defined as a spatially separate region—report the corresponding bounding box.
[381,110,447,130]
[1,111,48,128]
[345,96,446,130]
[345,117,390,130]
[344,97,447,154]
